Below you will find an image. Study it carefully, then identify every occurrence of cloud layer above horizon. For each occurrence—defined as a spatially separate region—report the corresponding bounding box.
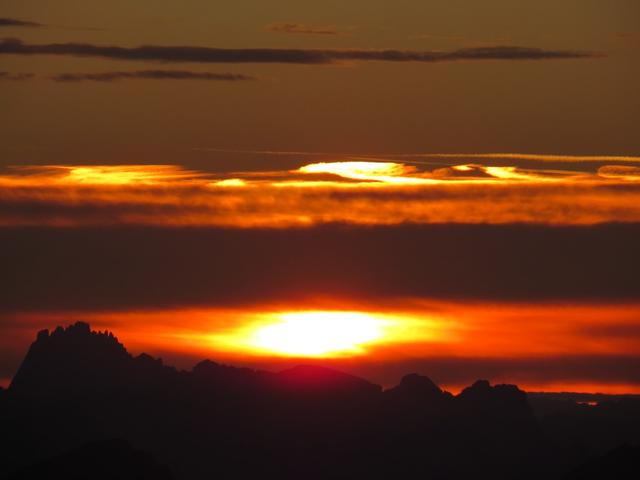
[0,38,600,65]
[1,158,639,227]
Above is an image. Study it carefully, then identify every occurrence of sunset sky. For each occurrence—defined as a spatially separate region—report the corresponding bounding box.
[1,0,639,393]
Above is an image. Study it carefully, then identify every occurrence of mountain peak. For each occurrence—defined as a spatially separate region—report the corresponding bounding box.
[456,379,534,426]
[10,322,131,396]
[460,379,525,398]
[276,365,382,395]
[35,321,121,346]
[398,373,443,394]
[383,373,452,410]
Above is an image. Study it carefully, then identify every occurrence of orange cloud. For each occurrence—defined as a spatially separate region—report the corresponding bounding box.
[598,165,640,181]
[0,161,639,227]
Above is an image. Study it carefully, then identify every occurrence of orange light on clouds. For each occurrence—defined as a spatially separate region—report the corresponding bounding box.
[0,160,640,228]
[484,166,560,181]
[4,301,640,392]
[1,159,640,227]
[212,178,249,187]
[176,310,448,358]
[242,311,387,357]
[62,166,187,185]
[8,301,639,361]
[297,161,434,185]
[0,165,202,187]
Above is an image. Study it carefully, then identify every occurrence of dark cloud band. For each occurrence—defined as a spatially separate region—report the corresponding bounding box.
[0,71,34,81]
[0,38,601,64]
[1,224,639,312]
[0,18,42,28]
[51,70,256,82]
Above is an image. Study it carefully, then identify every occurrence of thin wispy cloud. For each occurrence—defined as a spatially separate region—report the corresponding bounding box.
[0,71,34,81]
[0,38,602,65]
[266,23,341,35]
[194,148,640,164]
[51,70,256,82]
[0,18,43,28]
[0,17,103,31]
[0,70,254,82]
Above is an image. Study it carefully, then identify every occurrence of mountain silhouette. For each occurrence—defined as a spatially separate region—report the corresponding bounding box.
[9,323,134,396]
[7,439,173,480]
[1,322,639,479]
[565,444,640,479]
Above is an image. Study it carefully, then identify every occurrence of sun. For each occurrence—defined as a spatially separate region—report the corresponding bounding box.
[186,308,445,359]
[247,311,388,357]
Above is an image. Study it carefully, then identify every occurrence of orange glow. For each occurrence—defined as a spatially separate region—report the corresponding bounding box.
[484,166,561,181]
[7,301,639,360]
[5,301,640,393]
[508,382,640,396]
[597,165,640,181]
[297,161,434,185]
[1,160,640,227]
[441,382,640,396]
[212,178,249,187]
[0,165,202,187]
[178,310,448,358]
[241,311,387,356]
[62,166,193,185]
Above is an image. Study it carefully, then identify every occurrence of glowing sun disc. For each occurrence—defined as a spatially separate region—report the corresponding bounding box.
[249,311,387,357]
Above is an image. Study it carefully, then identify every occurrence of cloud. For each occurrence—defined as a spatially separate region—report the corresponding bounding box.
[0,18,42,28]
[430,164,494,179]
[598,165,640,181]
[0,70,255,83]
[51,70,256,82]
[196,148,640,165]
[0,71,34,81]
[1,223,640,314]
[266,23,340,35]
[1,162,640,228]
[0,18,103,32]
[419,153,640,163]
[0,38,601,65]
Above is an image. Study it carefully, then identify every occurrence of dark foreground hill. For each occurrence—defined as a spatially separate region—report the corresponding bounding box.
[1,323,638,479]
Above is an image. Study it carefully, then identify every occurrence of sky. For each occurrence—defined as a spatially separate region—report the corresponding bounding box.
[1,0,639,392]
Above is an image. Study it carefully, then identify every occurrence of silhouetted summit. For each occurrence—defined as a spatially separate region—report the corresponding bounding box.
[383,373,454,420]
[10,322,130,396]
[457,379,535,422]
[10,322,176,398]
[276,365,382,394]
[387,373,448,399]
[2,322,639,480]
